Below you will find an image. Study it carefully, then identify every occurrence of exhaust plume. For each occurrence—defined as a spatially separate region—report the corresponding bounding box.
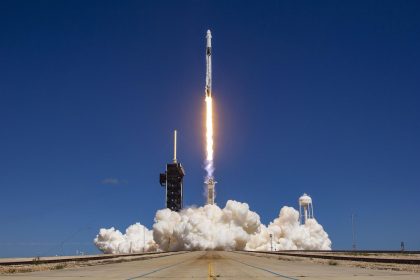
[205,95,214,179]
[94,200,331,253]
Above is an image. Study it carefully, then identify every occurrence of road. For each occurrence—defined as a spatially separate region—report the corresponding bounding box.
[1,251,419,279]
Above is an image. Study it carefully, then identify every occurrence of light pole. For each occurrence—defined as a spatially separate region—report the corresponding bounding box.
[269,234,273,251]
[143,227,146,253]
[351,214,356,250]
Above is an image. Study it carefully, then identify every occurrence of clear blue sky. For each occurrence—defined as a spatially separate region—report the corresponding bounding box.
[1,1,419,257]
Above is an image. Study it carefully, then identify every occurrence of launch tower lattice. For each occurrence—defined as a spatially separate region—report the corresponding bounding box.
[159,130,185,212]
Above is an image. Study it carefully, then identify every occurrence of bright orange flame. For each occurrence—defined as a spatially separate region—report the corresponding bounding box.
[205,95,214,162]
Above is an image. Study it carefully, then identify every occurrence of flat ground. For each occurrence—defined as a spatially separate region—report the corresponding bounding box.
[1,251,419,279]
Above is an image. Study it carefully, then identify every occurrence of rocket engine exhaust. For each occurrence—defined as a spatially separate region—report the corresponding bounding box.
[205,30,216,205]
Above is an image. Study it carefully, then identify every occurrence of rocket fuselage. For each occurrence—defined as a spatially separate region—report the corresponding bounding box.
[206,30,212,98]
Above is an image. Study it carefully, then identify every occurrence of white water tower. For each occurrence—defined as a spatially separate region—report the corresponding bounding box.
[299,193,314,224]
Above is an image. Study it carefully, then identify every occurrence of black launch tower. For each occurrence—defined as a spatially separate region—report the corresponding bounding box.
[159,130,184,212]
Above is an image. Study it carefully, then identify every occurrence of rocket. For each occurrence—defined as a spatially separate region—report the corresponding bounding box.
[204,29,216,205]
[205,30,212,98]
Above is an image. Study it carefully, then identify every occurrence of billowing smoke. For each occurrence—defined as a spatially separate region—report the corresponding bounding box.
[153,200,260,251]
[94,223,158,253]
[94,200,331,253]
[246,206,331,250]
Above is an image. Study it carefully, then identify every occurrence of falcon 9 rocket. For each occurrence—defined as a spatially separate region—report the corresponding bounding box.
[205,30,216,205]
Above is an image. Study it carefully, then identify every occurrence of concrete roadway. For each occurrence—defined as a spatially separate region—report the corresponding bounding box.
[1,251,419,279]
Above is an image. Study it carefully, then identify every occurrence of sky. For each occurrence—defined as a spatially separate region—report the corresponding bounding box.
[0,0,419,257]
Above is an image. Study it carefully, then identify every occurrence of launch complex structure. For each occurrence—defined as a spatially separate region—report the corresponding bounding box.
[159,130,185,212]
[159,30,216,211]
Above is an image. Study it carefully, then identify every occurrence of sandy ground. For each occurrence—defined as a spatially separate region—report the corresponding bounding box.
[245,251,420,273]
[1,251,419,276]
[0,251,419,280]
[0,252,183,274]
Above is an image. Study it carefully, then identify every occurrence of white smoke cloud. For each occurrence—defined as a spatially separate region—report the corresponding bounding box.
[94,200,331,253]
[94,223,158,254]
[246,206,331,251]
[153,200,260,251]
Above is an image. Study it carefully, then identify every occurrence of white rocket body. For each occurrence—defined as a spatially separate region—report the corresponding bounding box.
[206,30,212,97]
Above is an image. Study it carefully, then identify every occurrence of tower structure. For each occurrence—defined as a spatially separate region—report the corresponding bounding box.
[159,130,185,212]
[299,193,314,224]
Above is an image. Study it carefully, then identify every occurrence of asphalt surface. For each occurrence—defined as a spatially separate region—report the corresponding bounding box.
[1,251,419,279]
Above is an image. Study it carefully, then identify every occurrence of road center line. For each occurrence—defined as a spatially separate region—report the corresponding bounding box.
[208,262,212,280]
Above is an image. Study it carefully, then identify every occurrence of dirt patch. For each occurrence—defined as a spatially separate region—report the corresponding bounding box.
[0,262,77,274]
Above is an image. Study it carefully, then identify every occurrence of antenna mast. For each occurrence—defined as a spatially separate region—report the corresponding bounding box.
[173,130,177,163]
[352,213,357,250]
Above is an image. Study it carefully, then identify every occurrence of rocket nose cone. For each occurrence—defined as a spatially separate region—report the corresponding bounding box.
[207,30,212,38]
